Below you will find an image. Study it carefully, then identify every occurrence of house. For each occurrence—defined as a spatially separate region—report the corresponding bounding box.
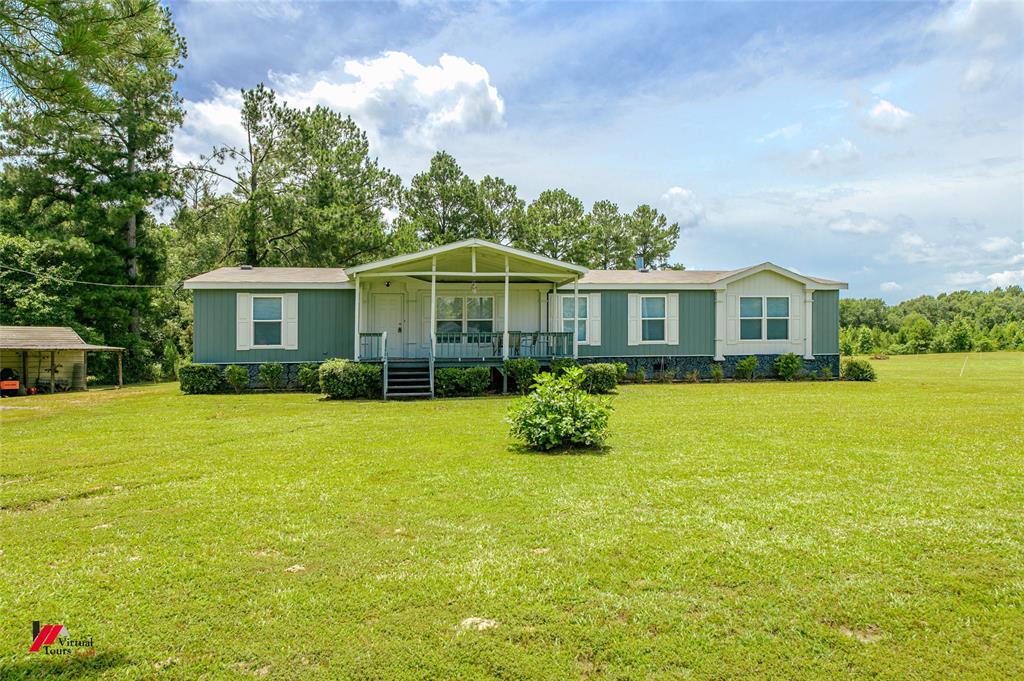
[183,239,847,397]
[0,326,124,394]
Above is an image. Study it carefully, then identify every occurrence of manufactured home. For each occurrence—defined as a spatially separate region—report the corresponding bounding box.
[184,240,846,397]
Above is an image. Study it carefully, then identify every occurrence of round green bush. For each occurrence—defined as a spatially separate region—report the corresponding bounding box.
[503,357,540,394]
[734,356,758,380]
[507,367,612,451]
[297,362,321,393]
[434,367,491,397]
[258,362,284,391]
[580,363,617,394]
[224,364,249,393]
[773,353,802,381]
[319,359,382,399]
[841,358,877,381]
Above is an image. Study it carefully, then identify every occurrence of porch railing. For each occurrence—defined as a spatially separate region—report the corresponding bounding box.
[431,331,574,360]
[359,332,384,360]
[508,331,573,359]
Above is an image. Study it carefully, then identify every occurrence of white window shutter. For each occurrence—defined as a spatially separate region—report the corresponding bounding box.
[588,293,601,346]
[666,293,679,345]
[790,293,802,346]
[547,293,558,333]
[236,293,251,351]
[284,292,299,350]
[726,294,738,345]
[627,293,640,346]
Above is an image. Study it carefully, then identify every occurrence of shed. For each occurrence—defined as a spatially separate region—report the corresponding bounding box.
[0,326,124,394]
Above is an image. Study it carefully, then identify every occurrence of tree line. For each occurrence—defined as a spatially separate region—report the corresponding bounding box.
[840,287,1024,355]
[0,2,681,382]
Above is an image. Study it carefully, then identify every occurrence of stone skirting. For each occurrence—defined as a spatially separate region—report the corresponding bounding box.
[577,354,840,380]
[208,362,318,389]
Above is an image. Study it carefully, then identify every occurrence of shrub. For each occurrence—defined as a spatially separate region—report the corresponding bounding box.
[683,369,700,383]
[612,362,629,384]
[504,357,540,394]
[819,365,833,380]
[550,357,578,376]
[631,367,646,384]
[507,367,612,451]
[319,359,382,399]
[161,340,180,380]
[148,362,164,383]
[179,364,224,394]
[297,362,321,393]
[435,367,491,397]
[734,356,758,380]
[710,363,724,383]
[653,368,676,383]
[773,353,802,381]
[258,362,284,391]
[224,365,249,394]
[975,337,995,352]
[841,358,877,381]
[580,363,617,394]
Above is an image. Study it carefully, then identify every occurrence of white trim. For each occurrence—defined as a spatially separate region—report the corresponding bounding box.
[186,282,353,290]
[639,294,669,344]
[713,262,846,289]
[804,290,815,359]
[250,294,285,349]
[738,295,790,341]
[345,238,588,275]
[283,292,298,350]
[713,289,726,361]
[353,275,361,361]
[588,292,601,346]
[433,295,495,334]
[235,293,251,351]
[557,293,591,345]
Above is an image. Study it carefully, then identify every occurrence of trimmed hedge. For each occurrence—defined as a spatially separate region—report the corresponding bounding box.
[580,363,617,394]
[179,364,225,394]
[297,362,321,393]
[503,357,540,394]
[224,365,249,393]
[550,357,578,376]
[258,362,284,391]
[435,367,491,397]
[319,359,382,399]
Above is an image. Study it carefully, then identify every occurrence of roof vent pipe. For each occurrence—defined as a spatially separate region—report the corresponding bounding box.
[240,264,253,270]
[634,256,645,272]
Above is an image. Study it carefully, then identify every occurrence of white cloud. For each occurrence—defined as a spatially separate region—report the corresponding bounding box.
[175,51,505,165]
[986,269,1024,287]
[660,187,706,230]
[803,138,861,169]
[880,281,902,292]
[827,211,887,235]
[757,122,802,143]
[979,236,1017,254]
[962,59,995,90]
[863,98,914,133]
[946,270,987,286]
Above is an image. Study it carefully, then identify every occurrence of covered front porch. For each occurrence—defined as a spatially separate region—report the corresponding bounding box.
[347,240,587,364]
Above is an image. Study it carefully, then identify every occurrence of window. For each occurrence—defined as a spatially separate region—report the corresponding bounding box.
[252,296,283,347]
[641,296,666,342]
[436,296,494,334]
[739,296,789,340]
[560,295,587,342]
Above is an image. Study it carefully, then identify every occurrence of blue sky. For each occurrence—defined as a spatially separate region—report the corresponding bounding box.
[167,0,1024,300]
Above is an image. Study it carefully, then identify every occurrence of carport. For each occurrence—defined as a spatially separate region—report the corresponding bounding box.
[0,326,124,394]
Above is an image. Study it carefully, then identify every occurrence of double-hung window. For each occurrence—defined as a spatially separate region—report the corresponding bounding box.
[252,296,283,347]
[436,296,494,334]
[640,296,666,342]
[560,295,588,343]
[740,296,789,340]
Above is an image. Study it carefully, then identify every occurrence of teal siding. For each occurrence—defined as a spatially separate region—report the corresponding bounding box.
[812,290,840,355]
[192,289,354,363]
[579,290,715,357]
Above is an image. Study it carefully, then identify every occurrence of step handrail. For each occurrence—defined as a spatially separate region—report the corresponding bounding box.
[382,331,388,400]
[428,333,435,398]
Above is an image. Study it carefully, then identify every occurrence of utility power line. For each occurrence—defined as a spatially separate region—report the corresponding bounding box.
[0,265,184,289]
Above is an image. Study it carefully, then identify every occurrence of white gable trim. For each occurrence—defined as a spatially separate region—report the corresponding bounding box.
[713,262,848,289]
[345,239,588,275]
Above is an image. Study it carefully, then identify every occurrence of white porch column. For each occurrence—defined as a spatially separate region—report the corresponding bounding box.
[572,277,579,359]
[353,275,361,361]
[804,289,815,359]
[502,256,510,360]
[430,256,437,357]
[714,288,726,361]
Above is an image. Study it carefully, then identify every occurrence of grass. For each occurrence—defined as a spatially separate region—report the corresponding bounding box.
[1,352,1022,679]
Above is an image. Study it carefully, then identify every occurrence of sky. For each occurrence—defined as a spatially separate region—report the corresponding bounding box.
[165,0,1024,301]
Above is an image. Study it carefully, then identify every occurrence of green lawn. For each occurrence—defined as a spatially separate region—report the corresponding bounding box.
[1,353,1022,679]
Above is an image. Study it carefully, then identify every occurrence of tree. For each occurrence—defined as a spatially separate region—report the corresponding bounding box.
[626,204,679,269]
[1,0,176,115]
[516,189,587,262]
[476,175,524,244]
[581,200,632,269]
[400,150,480,247]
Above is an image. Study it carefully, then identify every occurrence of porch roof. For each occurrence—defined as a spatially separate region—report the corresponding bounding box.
[345,239,587,284]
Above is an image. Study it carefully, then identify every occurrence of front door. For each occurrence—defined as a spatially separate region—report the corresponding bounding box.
[372,293,404,357]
